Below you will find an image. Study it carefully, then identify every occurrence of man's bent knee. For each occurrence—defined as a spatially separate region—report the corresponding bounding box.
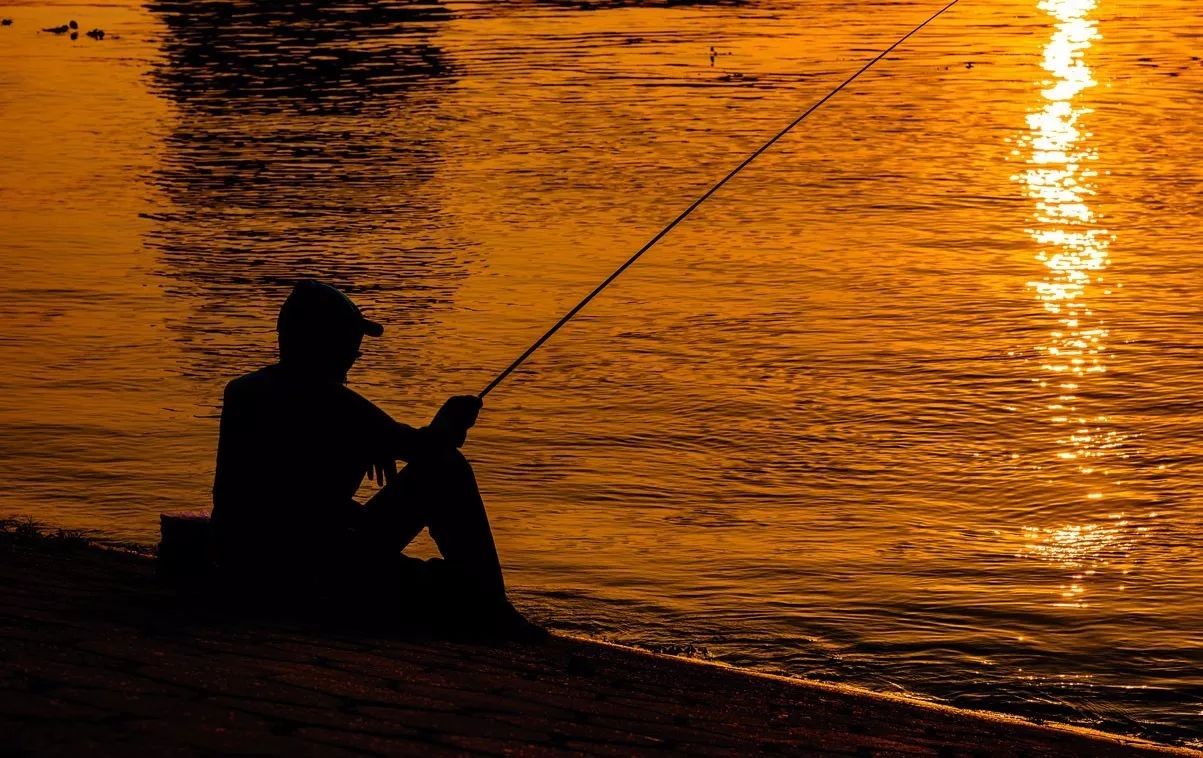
[404,448,476,490]
[414,447,471,473]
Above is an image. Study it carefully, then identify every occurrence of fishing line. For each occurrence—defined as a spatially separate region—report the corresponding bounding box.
[478,0,962,399]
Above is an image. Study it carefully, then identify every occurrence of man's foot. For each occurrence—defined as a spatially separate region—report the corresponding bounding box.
[483,600,550,643]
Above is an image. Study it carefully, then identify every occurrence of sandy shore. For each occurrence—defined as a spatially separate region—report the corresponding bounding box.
[0,523,1194,757]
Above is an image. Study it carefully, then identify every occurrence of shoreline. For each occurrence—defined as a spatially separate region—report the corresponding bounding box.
[1,521,1196,756]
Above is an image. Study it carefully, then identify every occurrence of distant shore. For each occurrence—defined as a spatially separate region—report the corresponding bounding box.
[0,520,1194,757]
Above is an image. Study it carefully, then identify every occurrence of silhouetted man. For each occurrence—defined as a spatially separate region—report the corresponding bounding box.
[211,280,538,637]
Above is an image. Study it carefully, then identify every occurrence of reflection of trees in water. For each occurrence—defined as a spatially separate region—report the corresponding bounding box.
[143,0,471,376]
[147,0,453,116]
[482,0,744,12]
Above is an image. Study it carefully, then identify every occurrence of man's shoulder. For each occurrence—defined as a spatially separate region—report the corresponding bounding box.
[224,365,277,398]
[336,382,391,419]
[221,366,393,425]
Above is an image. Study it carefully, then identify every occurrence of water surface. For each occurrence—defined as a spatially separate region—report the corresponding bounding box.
[1,0,1201,745]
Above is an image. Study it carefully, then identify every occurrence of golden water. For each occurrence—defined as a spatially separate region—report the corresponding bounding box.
[1,0,1201,744]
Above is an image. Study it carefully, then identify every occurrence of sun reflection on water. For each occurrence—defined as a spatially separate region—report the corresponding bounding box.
[1021,516,1137,607]
[1020,0,1115,472]
[1014,0,1130,604]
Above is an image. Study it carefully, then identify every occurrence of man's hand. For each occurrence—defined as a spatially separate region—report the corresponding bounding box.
[429,395,482,448]
[365,458,397,486]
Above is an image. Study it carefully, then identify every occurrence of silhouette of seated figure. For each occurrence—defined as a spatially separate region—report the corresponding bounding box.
[211,280,540,638]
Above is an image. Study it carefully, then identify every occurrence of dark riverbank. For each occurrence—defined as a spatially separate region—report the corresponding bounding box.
[0,521,1194,756]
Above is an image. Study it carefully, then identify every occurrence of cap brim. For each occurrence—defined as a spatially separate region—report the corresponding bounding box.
[361,319,384,338]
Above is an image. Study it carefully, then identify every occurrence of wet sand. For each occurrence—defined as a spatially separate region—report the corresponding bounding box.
[0,524,1193,757]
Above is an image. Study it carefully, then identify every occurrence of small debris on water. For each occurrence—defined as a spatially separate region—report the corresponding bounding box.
[41,19,107,40]
[42,20,80,35]
[709,45,733,67]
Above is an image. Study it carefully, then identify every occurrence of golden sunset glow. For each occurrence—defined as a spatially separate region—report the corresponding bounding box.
[3,0,1202,748]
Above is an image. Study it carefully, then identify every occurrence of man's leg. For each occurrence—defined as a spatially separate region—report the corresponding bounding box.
[363,450,506,600]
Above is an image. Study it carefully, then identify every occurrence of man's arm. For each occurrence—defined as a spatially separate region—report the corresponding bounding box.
[388,421,437,463]
[356,394,481,482]
[387,394,482,460]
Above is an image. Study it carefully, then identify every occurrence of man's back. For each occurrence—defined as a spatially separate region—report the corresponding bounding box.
[211,363,396,576]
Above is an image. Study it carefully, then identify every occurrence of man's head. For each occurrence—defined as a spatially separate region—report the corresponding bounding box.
[276,280,383,382]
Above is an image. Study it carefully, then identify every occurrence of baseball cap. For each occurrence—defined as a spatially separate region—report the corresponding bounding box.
[276,280,384,339]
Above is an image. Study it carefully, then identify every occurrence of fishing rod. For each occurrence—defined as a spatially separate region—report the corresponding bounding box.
[478,0,962,399]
